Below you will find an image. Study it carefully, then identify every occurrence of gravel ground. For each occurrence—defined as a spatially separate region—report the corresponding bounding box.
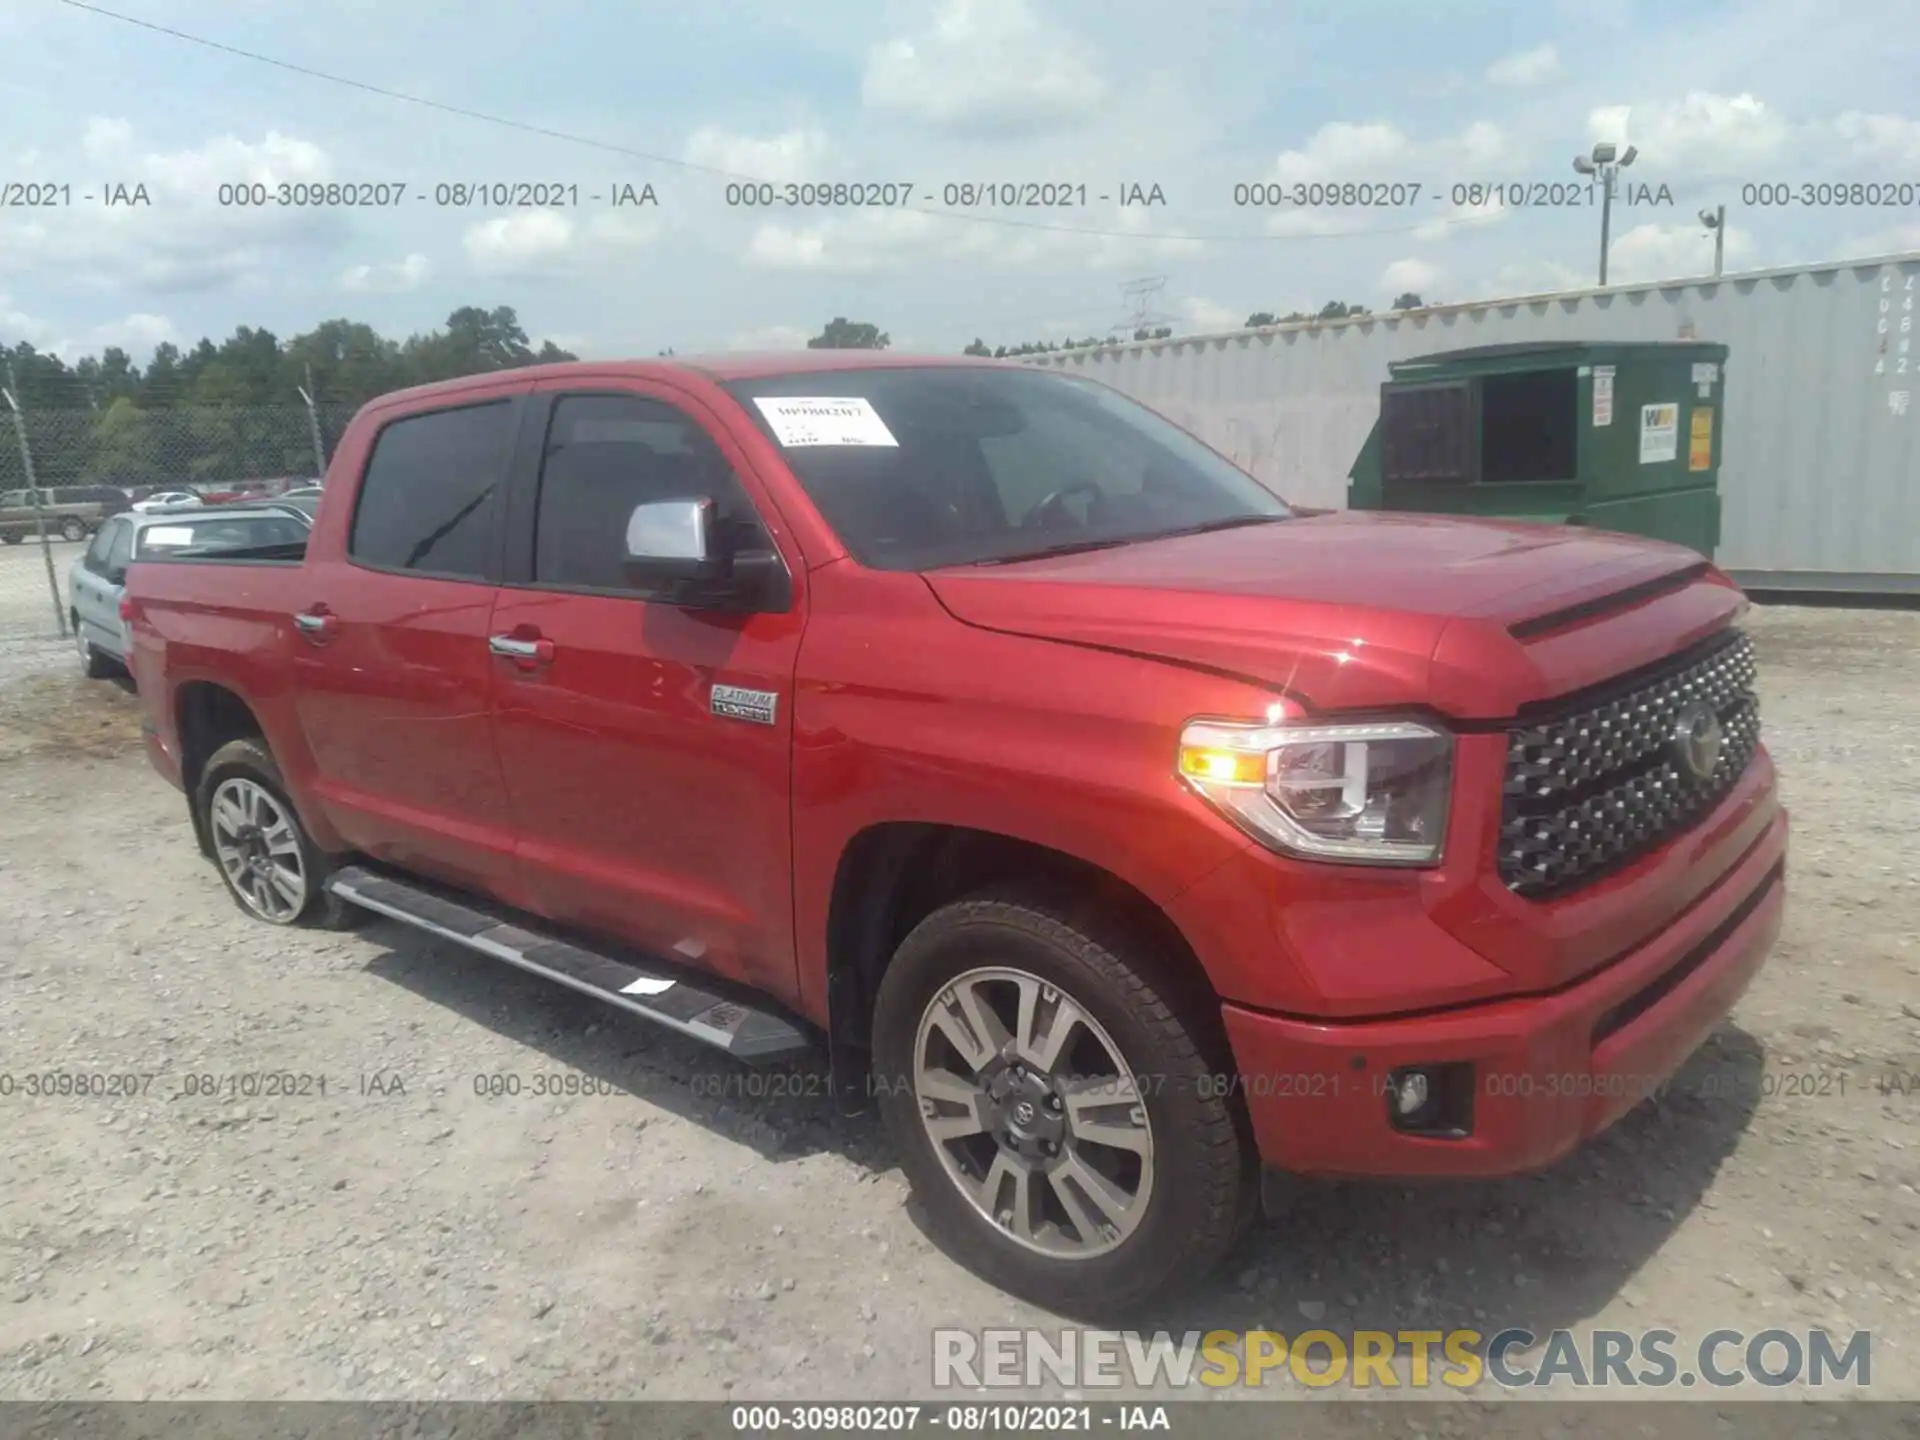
[0,602,1915,1411]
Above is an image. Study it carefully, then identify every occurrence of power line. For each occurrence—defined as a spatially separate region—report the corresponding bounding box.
[52,0,1479,248]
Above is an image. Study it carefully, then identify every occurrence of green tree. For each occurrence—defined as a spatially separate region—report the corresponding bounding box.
[1390,292,1431,310]
[806,317,890,350]
[2,303,582,488]
[963,338,992,356]
[82,396,164,483]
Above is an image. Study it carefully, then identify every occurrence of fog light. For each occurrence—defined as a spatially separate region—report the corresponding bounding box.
[1386,1062,1473,1136]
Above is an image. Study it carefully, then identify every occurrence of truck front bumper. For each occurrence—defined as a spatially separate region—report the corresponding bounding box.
[1221,806,1786,1180]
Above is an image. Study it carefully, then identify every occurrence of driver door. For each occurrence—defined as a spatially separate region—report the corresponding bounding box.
[486,379,810,1006]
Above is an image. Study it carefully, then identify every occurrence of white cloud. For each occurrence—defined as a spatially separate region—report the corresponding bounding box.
[1834,221,1920,260]
[1259,120,1515,240]
[80,117,135,160]
[1483,257,1590,298]
[0,118,343,294]
[744,201,1197,275]
[1589,94,1920,182]
[464,212,574,276]
[81,313,178,359]
[0,290,178,363]
[1270,119,1512,186]
[1178,297,1243,332]
[684,126,831,184]
[725,324,811,351]
[1486,43,1559,88]
[1587,94,1791,177]
[1826,111,1920,168]
[0,291,57,350]
[462,210,661,278]
[142,130,331,195]
[862,0,1107,135]
[340,252,431,294]
[1380,258,1445,298]
[1605,221,1755,283]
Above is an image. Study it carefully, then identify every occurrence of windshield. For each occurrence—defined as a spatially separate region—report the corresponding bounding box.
[724,367,1289,570]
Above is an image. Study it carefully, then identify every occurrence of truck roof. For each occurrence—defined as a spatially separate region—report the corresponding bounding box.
[367,352,1020,410]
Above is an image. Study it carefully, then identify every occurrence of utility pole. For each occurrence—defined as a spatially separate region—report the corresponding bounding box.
[1700,205,1726,278]
[1572,142,1639,286]
[297,364,327,481]
[2,362,69,638]
[1117,276,1174,340]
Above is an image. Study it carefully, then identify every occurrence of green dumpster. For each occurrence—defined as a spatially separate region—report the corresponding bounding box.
[1347,341,1727,556]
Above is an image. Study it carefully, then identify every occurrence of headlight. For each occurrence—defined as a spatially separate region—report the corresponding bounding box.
[1178,717,1453,865]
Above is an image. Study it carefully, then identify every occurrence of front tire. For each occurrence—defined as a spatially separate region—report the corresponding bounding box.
[60,517,86,542]
[195,738,365,930]
[872,888,1253,1316]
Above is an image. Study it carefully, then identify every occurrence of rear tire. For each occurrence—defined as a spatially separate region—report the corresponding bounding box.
[871,887,1253,1316]
[60,517,86,542]
[195,738,366,930]
[74,616,114,679]
[1,533,21,545]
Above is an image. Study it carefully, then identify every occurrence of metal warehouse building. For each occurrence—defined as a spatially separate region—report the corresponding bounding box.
[1029,251,1920,595]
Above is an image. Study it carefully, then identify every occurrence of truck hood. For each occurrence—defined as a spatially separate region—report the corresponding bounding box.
[924,512,1745,718]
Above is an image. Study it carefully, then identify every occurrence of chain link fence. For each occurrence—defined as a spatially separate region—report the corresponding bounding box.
[0,402,354,676]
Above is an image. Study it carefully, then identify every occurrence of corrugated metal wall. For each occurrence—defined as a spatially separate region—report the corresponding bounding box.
[1029,252,1920,592]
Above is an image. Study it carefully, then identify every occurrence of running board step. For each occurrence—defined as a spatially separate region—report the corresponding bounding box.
[325,866,811,1064]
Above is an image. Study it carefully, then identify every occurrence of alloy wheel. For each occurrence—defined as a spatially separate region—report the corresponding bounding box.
[912,965,1154,1260]
[208,777,308,922]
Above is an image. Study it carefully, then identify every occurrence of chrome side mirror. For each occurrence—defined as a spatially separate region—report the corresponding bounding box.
[623,498,726,584]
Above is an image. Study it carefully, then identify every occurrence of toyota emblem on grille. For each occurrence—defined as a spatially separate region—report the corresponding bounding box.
[1671,702,1725,782]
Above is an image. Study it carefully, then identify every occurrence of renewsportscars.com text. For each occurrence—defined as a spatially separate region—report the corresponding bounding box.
[932,1327,1872,1391]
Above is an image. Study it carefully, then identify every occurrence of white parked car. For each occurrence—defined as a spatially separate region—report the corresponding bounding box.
[69,506,312,677]
[130,491,203,514]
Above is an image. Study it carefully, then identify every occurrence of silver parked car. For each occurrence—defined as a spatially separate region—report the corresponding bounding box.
[70,505,312,678]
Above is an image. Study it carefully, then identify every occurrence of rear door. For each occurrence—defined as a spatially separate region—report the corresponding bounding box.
[288,387,529,900]
[487,380,809,1004]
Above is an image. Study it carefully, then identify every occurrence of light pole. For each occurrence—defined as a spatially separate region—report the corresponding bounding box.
[1572,142,1638,286]
[1700,205,1725,278]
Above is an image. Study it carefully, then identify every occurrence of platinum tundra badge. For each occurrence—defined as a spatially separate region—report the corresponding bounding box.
[711,684,778,726]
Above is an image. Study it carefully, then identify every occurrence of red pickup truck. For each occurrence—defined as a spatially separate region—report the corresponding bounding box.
[125,354,1787,1313]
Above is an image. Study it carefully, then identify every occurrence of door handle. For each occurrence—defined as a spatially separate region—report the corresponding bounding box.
[489,632,555,667]
[293,608,336,642]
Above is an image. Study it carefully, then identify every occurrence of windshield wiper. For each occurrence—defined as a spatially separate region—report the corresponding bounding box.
[970,536,1138,566]
[971,513,1287,566]
[1140,513,1290,542]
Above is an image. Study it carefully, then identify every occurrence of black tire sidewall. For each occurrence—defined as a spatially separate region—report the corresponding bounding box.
[195,739,332,927]
[873,901,1240,1313]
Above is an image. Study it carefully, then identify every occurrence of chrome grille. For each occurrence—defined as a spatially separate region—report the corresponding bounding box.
[1499,630,1760,898]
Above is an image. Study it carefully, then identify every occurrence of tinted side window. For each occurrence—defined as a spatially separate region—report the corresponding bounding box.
[532,394,768,593]
[349,401,514,579]
[86,523,117,566]
[105,521,134,570]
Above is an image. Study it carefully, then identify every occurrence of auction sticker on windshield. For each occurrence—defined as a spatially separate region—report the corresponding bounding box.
[753,396,899,447]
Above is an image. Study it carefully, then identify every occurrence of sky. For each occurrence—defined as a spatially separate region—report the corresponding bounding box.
[2,0,1918,366]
